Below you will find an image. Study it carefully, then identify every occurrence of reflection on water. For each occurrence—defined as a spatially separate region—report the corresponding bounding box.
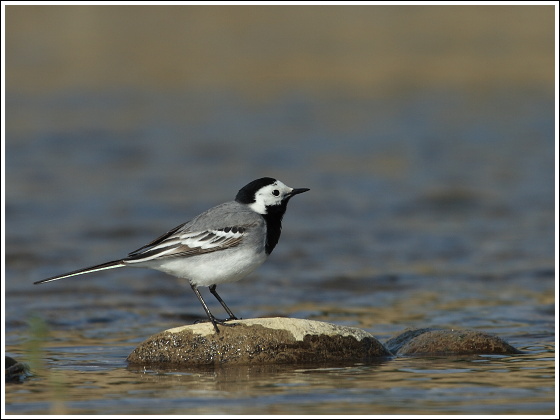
[5,341,555,415]
[5,5,555,416]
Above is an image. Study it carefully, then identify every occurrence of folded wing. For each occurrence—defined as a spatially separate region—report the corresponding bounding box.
[125,225,249,263]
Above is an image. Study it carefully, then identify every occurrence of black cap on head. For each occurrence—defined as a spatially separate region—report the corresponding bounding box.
[235,177,277,204]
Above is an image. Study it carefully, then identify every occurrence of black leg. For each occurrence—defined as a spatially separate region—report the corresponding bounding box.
[190,284,237,333]
[190,284,221,333]
[209,284,239,321]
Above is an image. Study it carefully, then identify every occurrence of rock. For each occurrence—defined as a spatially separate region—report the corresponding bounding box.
[385,328,522,356]
[127,317,391,367]
[5,356,31,383]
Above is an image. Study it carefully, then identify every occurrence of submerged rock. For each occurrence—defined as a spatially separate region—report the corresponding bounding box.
[127,320,522,367]
[5,356,31,383]
[127,317,391,367]
[385,328,522,356]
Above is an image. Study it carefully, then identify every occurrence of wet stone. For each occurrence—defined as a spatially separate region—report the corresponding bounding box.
[385,328,522,356]
[5,356,31,383]
[127,318,391,367]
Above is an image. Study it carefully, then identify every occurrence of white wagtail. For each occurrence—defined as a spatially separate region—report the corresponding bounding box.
[34,177,309,333]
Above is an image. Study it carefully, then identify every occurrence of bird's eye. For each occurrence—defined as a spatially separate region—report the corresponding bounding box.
[272,189,280,196]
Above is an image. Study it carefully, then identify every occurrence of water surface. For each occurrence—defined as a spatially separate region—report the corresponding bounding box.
[4,6,556,415]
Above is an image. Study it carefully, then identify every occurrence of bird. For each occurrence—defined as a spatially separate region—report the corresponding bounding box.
[34,177,309,333]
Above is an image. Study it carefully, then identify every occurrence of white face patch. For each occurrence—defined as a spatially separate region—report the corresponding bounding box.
[248,180,293,214]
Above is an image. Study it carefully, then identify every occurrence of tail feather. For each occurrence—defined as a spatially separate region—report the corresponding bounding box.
[34,260,126,284]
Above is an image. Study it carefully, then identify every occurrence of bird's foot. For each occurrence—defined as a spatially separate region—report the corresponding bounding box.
[194,317,239,333]
[194,317,238,324]
[221,316,241,322]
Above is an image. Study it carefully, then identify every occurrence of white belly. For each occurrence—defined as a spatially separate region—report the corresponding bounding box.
[129,248,268,287]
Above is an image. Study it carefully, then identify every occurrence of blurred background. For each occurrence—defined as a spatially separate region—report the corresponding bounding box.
[4,5,556,415]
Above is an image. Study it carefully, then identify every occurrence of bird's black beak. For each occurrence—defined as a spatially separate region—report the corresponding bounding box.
[288,188,310,197]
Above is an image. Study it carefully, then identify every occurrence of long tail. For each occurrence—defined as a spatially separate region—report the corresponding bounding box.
[34,260,126,284]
